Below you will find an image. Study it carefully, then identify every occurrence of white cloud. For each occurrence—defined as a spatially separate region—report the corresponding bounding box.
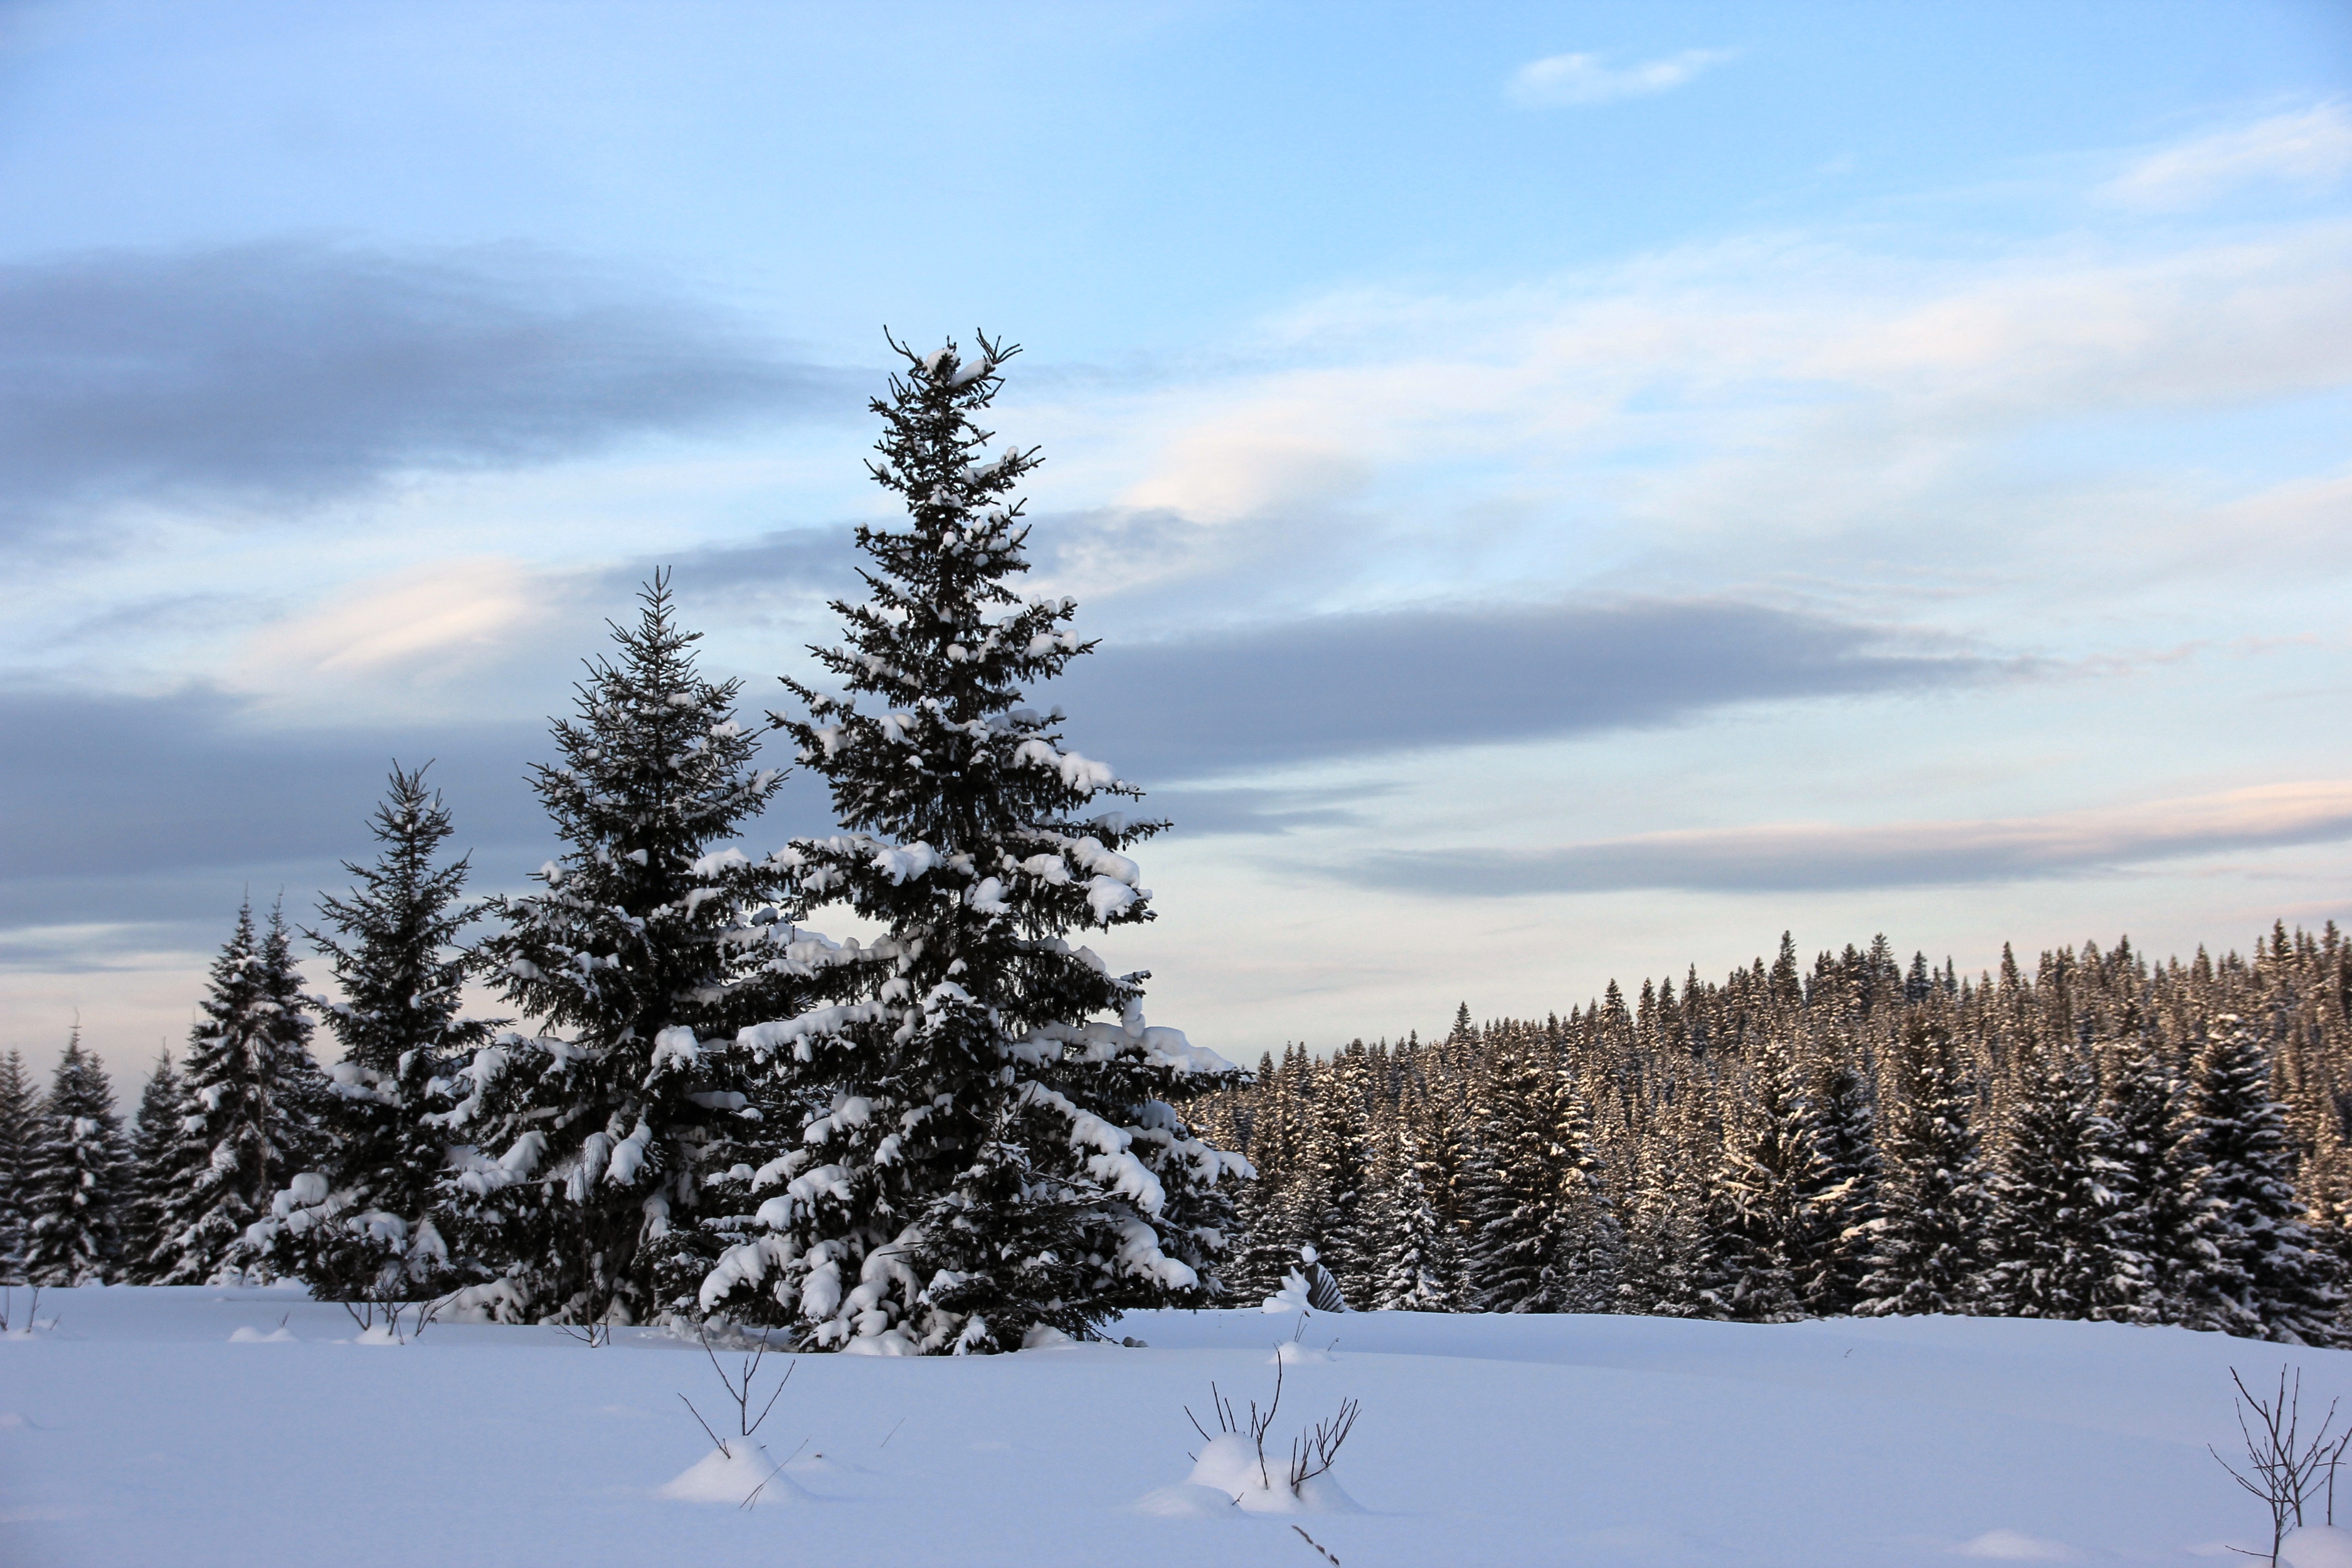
[1348,781,2352,896]
[1019,216,2352,625]
[237,556,569,686]
[2100,103,2352,208]
[1507,49,1735,109]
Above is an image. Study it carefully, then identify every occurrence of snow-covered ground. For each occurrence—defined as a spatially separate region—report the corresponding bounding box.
[3,1285,2347,1566]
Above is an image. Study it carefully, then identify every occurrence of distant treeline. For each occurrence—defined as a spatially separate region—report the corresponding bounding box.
[1194,926,2352,1344]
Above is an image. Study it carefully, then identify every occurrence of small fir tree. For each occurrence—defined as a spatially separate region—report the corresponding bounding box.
[1293,1054,1374,1306]
[0,1049,36,1282]
[2100,1039,2217,1325]
[117,1050,181,1283]
[1856,1016,1988,1317]
[1371,1119,1456,1311]
[21,1032,126,1286]
[1621,1125,1714,1318]
[440,578,826,1325]
[1981,1042,2137,1320]
[255,765,495,1300]
[2185,1016,2343,1344]
[157,903,325,1284]
[1536,1067,1622,1315]
[699,333,1246,1352]
[1705,1037,1826,1323]
[1805,1062,1883,1315]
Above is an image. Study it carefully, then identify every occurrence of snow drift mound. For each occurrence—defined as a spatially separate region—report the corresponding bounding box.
[657,1444,812,1506]
[1138,1431,1360,1515]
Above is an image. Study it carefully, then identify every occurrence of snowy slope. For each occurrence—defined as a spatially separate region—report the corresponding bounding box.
[2,1285,2343,1567]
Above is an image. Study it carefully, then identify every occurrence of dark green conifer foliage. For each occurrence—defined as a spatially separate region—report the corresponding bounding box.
[117,1051,181,1283]
[1295,1046,1374,1305]
[1229,1051,1301,1303]
[265,765,495,1300]
[1463,1029,1613,1312]
[21,1032,126,1286]
[0,1049,36,1282]
[2103,1036,2209,1323]
[1805,1062,1882,1315]
[157,903,323,1283]
[445,578,818,1324]
[1857,1016,1988,1316]
[1982,1042,2136,1320]
[1372,1116,1456,1310]
[1705,1037,1826,1322]
[2186,1016,2343,1344]
[701,334,1244,1352]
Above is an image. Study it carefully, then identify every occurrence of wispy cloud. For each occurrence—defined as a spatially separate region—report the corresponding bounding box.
[0,241,862,536]
[237,557,575,684]
[1051,597,1986,785]
[2100,103,2352,209]
[1341,783,2352,897]
[1507,49,1735,109]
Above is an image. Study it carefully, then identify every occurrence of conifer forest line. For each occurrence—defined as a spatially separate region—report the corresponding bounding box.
[1192,924,2352,1343]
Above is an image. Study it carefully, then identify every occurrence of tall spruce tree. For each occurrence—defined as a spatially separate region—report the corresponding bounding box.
[117,1050,181,1284]
[440,578,825,1325]
[2185,1015,2342,1344]
[157,903,324,1283]
[256,765,495,1300]
[1981,1042,2136,1320]
[1856,1015,1988,1316]
[0,1049,36,1283]
[697,332,1246,1353]
[21,1032,126,1286]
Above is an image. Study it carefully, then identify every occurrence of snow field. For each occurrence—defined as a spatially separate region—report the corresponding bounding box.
[4,1285,2349,1566]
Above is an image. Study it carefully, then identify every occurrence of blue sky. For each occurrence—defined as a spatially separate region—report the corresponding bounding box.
[4,0,2349,1079]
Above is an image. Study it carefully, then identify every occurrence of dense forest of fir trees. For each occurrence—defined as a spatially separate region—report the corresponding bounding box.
[1,333,2346,1350]
[1189,927,2352,1343]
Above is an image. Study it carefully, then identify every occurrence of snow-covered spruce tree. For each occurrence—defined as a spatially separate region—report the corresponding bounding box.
[1855,1015,1988,1317]
[1461,1030,1615,1313]
[1292,1052,1374,1305]
[1981,1042,2137,1320]
[2184,1015,2342,1344]
[2099,1037,2200,1322]
[0,1048,36,1282]
[1805,1062,1882,1315]
[117,1051,181,1283]
[697,333,1248,1353]
[1621,1121,1715,1318]
[440,578,831,1325]
[21,1032,126,1286]
[1371,1118,1456,1311]
[1704,1037,1827,1323]
[252,765,496,1301]
[1460,1039,1559,1313]
[1536,1065,1621,1315]
[1229,1051,1307,1301]
[157,903,326,1283]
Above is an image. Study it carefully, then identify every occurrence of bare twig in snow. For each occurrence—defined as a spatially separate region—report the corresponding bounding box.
[2210,1364,2348,1565]
[1292,1524,1342,1565]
